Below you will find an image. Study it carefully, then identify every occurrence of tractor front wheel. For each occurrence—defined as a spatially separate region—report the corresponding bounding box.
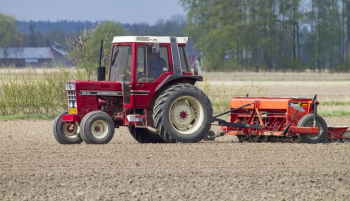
[153,84,213,143]
[297,114,328,143]
[80,111,115,144]
[53,112,82,144]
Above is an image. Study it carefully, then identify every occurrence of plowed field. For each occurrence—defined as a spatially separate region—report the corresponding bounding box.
[1,118,350,200]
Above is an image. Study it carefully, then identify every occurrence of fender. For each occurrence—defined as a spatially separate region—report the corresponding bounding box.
[155,75,203,92]
[147,75,203,110]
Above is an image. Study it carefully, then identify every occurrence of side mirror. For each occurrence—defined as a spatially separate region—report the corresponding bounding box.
[152,42,159,54]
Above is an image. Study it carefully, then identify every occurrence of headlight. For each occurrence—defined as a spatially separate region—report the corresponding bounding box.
[69,101,73,108]
[74,101,77,108]
[66,82,76,90]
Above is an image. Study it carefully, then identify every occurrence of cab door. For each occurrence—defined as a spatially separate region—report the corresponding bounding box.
[132,44,171,108]
[109,44,133,107]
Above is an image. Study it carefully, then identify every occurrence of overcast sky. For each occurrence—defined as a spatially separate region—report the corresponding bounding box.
[0,0,186,24]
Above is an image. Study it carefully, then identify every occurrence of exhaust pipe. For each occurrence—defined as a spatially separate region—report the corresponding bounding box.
[97,39,105,81]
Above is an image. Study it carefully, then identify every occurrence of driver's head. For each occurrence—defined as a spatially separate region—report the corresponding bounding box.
[151,52,159,60]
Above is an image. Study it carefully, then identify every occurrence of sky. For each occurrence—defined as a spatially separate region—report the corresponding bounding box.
[0,0,186,24]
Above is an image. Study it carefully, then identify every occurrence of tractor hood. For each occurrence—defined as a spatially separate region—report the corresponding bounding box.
[67,80,123,92]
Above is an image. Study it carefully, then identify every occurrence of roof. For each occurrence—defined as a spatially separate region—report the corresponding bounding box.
[0,47,54,59]
[51,46,68,56]
[112,36,189,44]
[52,42,61,47]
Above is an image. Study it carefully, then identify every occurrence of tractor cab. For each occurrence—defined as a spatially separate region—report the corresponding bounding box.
[106,36,198,108]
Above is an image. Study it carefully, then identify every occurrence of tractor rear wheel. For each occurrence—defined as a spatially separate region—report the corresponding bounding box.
[53,112,83,144]
[297,114,328,143]
[128,126,166,143]
[153,84,213,143]
[80,111,115,144]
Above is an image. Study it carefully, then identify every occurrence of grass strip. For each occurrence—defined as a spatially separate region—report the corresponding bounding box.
[0,113,58,120]
[318,110,350,117]
[320,100,350,106]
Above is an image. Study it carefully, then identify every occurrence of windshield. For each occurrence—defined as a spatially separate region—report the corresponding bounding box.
[109,45,132,82]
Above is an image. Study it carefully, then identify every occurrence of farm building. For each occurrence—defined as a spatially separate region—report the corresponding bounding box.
[0,47,54,67]
[0,42,72,68]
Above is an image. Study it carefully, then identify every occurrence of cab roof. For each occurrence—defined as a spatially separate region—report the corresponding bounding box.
[112,36,189,44]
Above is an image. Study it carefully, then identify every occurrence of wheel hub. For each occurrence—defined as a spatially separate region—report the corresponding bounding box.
[94,125,101,132]
[169,96,205,135]
[170,100,195,131]
[63,122,79,138]
[180,110,188,120]
[305,122,323,139]
[91,120,108,139]
[67,124,75,133]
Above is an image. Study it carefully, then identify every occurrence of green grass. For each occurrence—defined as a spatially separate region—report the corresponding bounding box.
[0,67,88,116]
[0,113,58,120]
[318,110,350,117]
[320,100,350,106]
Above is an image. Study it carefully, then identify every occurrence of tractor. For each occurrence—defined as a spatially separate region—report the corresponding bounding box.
[53,36,213,144]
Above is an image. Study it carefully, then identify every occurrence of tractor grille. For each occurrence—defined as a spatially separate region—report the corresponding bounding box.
[67,91,76,101]
[67,91,76,109]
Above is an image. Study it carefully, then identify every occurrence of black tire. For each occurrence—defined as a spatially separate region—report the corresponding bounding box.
[237,135,246,142]
[153,84,213,143]
[80,111,115,144]
[52,111,83,144]
[128,126,166,143]
[202,130,216,141]
[297,114,328,143]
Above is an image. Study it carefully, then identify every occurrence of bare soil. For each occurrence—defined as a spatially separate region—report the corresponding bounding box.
[1,118,350,200]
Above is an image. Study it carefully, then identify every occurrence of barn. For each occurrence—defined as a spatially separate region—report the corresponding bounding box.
[0,47,54,67]
[0,42,72,68]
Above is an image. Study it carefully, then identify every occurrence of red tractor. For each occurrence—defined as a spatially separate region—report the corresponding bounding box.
[53,36,213,144]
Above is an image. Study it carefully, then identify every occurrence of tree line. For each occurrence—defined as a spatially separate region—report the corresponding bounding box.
[180,0,350,72]
[0,13,187,68]
[0,15,186,51]
[3,0,350,73]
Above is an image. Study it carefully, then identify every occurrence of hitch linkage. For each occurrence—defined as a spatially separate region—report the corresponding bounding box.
[212,102,262,132]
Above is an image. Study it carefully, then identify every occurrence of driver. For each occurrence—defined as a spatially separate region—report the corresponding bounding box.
[149,52,165,78]
[139,52,166,82]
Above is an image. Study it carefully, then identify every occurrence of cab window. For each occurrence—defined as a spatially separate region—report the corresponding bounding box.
[137,45,169,82]
[179,46,190,72]
[109,45,132,82]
